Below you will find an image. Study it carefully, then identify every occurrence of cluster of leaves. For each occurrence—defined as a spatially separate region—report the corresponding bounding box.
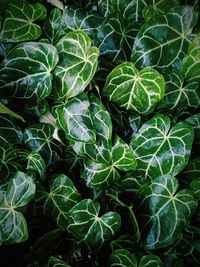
[0,0,200,266]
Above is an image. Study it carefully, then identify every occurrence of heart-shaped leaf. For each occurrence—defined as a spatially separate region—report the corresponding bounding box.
[130,114,194,179]
[55,93,96,143]
[0,42,58,104]
[181,34,200,84]
[36,174,81,229]
[0,171,35,245]
[132,6,198,72]
[0,1,47,42]
[53,31,99,101]
[138,175,197,249]
[67,199,121,249]
[103,62,164,115]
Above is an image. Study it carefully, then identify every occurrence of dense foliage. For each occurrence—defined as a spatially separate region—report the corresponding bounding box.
[0,0,200,266]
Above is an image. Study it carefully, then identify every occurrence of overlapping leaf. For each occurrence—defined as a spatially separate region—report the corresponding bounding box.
[53,30,99,101]
[108,249,137,267]
[138,175,197,249]
[67,199,121,249]
[0,1,47,42]
[156,72,200,111]
[130,114,194,179]
[49,256,71,267]
[23,123,62,166]
[185,113,200,147]
[36,174,81,229]
[0,42,58,104]
[0,171,35,245]
[103,62,164,115]
[181,34,200,83]
[132,6,198,71]
[55,93,96,143]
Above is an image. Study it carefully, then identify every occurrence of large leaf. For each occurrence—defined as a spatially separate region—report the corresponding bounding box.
[0,42,58,104]
[130,114,194,179]
[0,1,47,42]
[108,249,137,267]
[36,174,80,229]
[43,7,64,45]
[98,13,140,61]
[0,171,35,245]
[53,30,99,101]
[23,123,62,166]
[138,175,197,249]
[156,72,200,112]
[55,93,96,143]
[131,6,198,72]
[67,199,121,249]
[103,62,164,115]
[181,34,200,83]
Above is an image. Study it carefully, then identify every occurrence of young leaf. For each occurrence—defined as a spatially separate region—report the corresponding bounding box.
[0,171,35,245]
[53,31,99,101]
[103,62,164,115]
[0,1,47,42]
[67,199,121,249]
[130,114,194,179]
[0,42,58,104]
[55,93,96,143]
[138,175,198,249]
[132,6,198,71]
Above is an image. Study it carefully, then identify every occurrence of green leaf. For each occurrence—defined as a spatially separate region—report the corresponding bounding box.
[72,94,112,164]
[55,93,96,143]
[0,102,25,122]
[182,158,200,179]
[130,114,194,179]
[36,174,81,229]
[23,123,62,166]
[190,179,200,199]
[132,6,198,72]
[156,72,200,112]
[49,256,71,267]
[98,13,140,61]
[0,1,47,42]
[53,30,99,101]
[0,114,22,144]
[0,42,58,104]
[108,249,137,267]
[143,0,180,21]
[67,198,121,249]
[185,113,200,147]
[112,136,137,171]
[138,255,164,267]
[181,34,200,83]
[43,7,64,45]
[82,159,120,190]
[62,7,103,42]
[138,175,198,249]
[0,171,35,245]
[103,62,164,115]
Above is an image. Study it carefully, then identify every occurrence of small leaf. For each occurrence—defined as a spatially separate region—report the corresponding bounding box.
[0,1,47,42]
[53,31,99,101]
[130,114,194,179]
[49,256,71,267]
[0,102,25,122]
[138,255,164,267]
[67,199,121,249]
[55,93,96,143]
[138,175,198,249]
[103,62,164,115]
